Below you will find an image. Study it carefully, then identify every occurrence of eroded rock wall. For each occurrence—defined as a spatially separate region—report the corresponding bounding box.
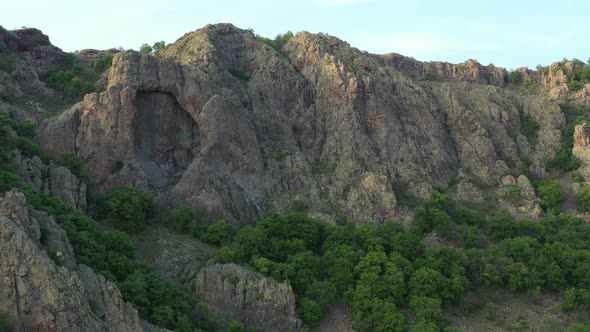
[37,24,566,223]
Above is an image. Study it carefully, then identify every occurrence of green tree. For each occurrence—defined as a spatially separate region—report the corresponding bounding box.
[536,181,564,213]
[409,267,448,300]
[139,43,153,54]
[410,296,442,322]
[152,41,166,52]
[101,187,153,233]
[410,320,439,332]
[151,305,174,329]
[201,219,232,245]
[172,205,194,233]
[576,187,590,212]
[297,298,324,327]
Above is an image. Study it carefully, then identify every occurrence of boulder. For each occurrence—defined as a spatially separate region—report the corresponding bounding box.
[195,263,301,332]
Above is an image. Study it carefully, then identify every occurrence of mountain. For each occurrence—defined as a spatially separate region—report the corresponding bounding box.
[30,24,589,225]
[2,23,590,331]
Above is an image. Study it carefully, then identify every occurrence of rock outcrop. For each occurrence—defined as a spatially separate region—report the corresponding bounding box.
[0,189,164,331]
[9,148,87,211]
[0,26,66,115]
[498,175,544,220]
[36,24,565,223]
[195,263,300,332]
[48,164,87,211]
[573,123,590,180]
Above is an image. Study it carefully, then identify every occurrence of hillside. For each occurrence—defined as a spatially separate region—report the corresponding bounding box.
[1,23,590,331]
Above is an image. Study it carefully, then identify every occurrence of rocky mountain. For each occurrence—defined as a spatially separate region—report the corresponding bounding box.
[36,23,570,224]
[2,21,590,332]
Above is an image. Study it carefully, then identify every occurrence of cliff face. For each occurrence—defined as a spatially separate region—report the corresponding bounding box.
[36,24,565,223]
[0,189,165,332]
[195,263,300,332]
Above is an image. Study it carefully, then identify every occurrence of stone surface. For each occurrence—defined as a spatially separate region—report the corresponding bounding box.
[573,123,590,180]
[0,189,166,332]
[195,263,301,332]
[48,164,87,211]
[36,23,565,223]
[498,175,544,220]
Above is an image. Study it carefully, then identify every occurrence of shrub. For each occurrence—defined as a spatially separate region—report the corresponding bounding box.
[519,110,539,145]
[139,43,153,54]
[0,49,16,73]
[201,220,232,246]
[509,71,522,84]
[58,152,90,184]
[483,302,497,321]
[255,31,293,52]
[576,187,590,212]
[96,54,114,72]
[504,186,521,203]
[152,41,165,52]
[170,205,194,233]
[535,181,564,213]
[0,313,9,332]
[571,172,585,183]
[101,187,153,233]
[297,298,324,327]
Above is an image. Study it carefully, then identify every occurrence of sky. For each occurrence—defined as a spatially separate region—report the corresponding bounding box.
[2,0,589,69]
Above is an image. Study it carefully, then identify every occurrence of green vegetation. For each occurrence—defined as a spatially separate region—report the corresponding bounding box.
[392,180,420,208]
[534,180,564,213]
[95,54,114,72]
[58,152,90,184]
[201,220,232,246]
[139,43,153,54]
[208,187,590,330]
[546,107,588,172]
[176,39,189,52]
[504,186,521,203]
[0,42,16,73]
[152,41,165,52]
[3,110,590,330]
[423,72,438,81]
[0,313,8,332]
[519,109,540,146]
[254,31,294,53]
[554,59,590,91]
[483,302,498,321]
[576,187,590,212]
[43,52,113,100]
[228,68,251,86]
[0,111,226,331]
[99,187,154,233]
[508,71,522,84]
[310,161,332,176]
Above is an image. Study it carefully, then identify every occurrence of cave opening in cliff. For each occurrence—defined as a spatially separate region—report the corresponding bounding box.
[133,91,200,190]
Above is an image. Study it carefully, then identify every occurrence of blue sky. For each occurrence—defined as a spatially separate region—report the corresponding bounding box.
[2,0,589,69]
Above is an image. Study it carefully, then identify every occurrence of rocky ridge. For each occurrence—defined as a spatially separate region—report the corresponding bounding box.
[35,23,567,223]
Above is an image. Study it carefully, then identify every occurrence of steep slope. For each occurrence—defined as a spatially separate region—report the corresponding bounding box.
[36,23,565,223]
[0,189,165,331]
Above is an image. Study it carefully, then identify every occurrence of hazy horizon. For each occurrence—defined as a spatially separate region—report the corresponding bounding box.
[2,0,589,70]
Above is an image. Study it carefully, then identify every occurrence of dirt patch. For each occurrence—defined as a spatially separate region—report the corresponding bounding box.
[317,302,355,332]
[446,287,590,331]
